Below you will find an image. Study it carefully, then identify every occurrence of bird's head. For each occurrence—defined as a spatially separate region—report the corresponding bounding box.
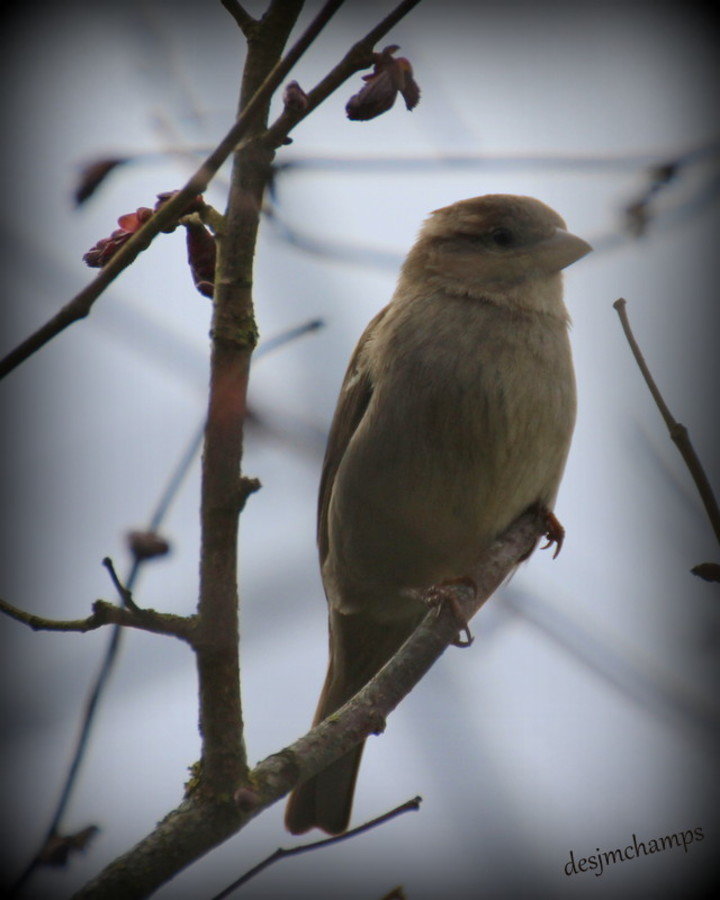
[400,194,592,315]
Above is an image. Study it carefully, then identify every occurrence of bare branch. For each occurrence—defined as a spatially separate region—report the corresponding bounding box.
[0,0,347,380]
[9,315,322,898]
[254,510,544,798]
[211,796,422,898]
[0,595,195,641]
[14,5,428,897]
[220,0,256,35]
[70,511,542,899]
[264,0,424,148]
[613,298,720,549]
[192,0,315,806]
[102,556,140,612]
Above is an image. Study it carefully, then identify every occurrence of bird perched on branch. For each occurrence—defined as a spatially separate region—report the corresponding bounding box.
[285,194,592,835]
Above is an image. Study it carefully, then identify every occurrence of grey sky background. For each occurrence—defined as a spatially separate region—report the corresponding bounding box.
[1,1,719,897]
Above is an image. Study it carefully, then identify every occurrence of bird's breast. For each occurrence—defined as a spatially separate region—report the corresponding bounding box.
[323,295,576,617]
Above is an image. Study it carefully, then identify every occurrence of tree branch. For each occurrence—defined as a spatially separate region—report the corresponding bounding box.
[211,796,422,898]
[0,0,347,381]
[192,0,313,802]
[0,0,421,379]
[21,3,429,895]
[220,0,256,35]
[252,510,544,797]
[71,511,543,899]
[102,556,142,612]
[264,0,424,149]
[0,595,195,641]
[613,298,720,548]
[8,315,324,897]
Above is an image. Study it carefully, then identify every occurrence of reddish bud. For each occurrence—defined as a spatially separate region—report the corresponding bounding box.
[117,208,153,231]
[346,45,421,121]
[83,207,152,267]
[184,221,216,298]
[38,826,99,867]
[83,232,128,267]
[398,60,421,111]
[283,80,309,113]
[83,192,207,267]
[126,530,171,561]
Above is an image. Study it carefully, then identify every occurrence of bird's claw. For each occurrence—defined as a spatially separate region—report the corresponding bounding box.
[541,509,565,559]
[423,577,475,647]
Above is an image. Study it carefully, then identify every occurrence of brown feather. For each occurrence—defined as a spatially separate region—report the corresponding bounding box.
[316,306,389,564]
[285,609,417,834]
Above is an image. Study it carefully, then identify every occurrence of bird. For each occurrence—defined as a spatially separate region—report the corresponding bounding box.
[284,194,592,835]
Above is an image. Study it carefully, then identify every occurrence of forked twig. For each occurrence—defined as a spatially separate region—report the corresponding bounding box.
[210,796,422,898]
[3,318,323,896]
[0,0,346,380]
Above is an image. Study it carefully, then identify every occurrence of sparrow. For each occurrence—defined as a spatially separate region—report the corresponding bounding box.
[285,194,592,834]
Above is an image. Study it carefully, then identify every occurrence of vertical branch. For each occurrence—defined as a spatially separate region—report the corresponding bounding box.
[195,0,307,795]
[48,0,430,893]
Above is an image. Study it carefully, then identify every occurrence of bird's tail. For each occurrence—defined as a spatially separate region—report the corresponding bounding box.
[284,609,415,835]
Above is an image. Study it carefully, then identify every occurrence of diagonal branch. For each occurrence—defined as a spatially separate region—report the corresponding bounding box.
[211,796,422,897]
[0,0,346,381]
[264,0,424,149]
[252,510,544,798]
[613,298,720,548]
[0,0,422,379]
[70,510,543,900]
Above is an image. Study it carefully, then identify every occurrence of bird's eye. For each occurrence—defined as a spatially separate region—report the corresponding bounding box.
[490,227,514,247]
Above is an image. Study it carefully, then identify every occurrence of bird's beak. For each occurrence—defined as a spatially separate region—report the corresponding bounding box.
[535,228,593,272]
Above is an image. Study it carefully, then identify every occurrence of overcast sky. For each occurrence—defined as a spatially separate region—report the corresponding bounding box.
[1,2,719,898]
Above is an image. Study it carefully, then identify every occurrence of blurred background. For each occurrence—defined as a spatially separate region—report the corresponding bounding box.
[1,1,719,897]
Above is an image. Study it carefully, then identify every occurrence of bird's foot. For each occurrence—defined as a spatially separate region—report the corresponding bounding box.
[540,508,565,559]
[424,577,475,647]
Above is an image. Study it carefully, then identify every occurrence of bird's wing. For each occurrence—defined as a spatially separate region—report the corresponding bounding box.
[317,304,390,565]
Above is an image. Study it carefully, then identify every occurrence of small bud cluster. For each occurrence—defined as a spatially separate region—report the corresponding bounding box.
[83,192,215,298]
[346,45,420,121]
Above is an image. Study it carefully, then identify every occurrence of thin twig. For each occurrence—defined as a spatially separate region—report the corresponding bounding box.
[210,796,422,898]
[220,0,256,35]
[273,141,720,174]
[263,0,424,149]
[4,317,323,898]
[102,556,140,612]
[613,298,720,547]
[71,512,540,899]
[256,318,324,355]
[0,0,347,381]
[0,596,112,633]
[0,595,194,639]
[20,2,424,894]
[6,589,193,898]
